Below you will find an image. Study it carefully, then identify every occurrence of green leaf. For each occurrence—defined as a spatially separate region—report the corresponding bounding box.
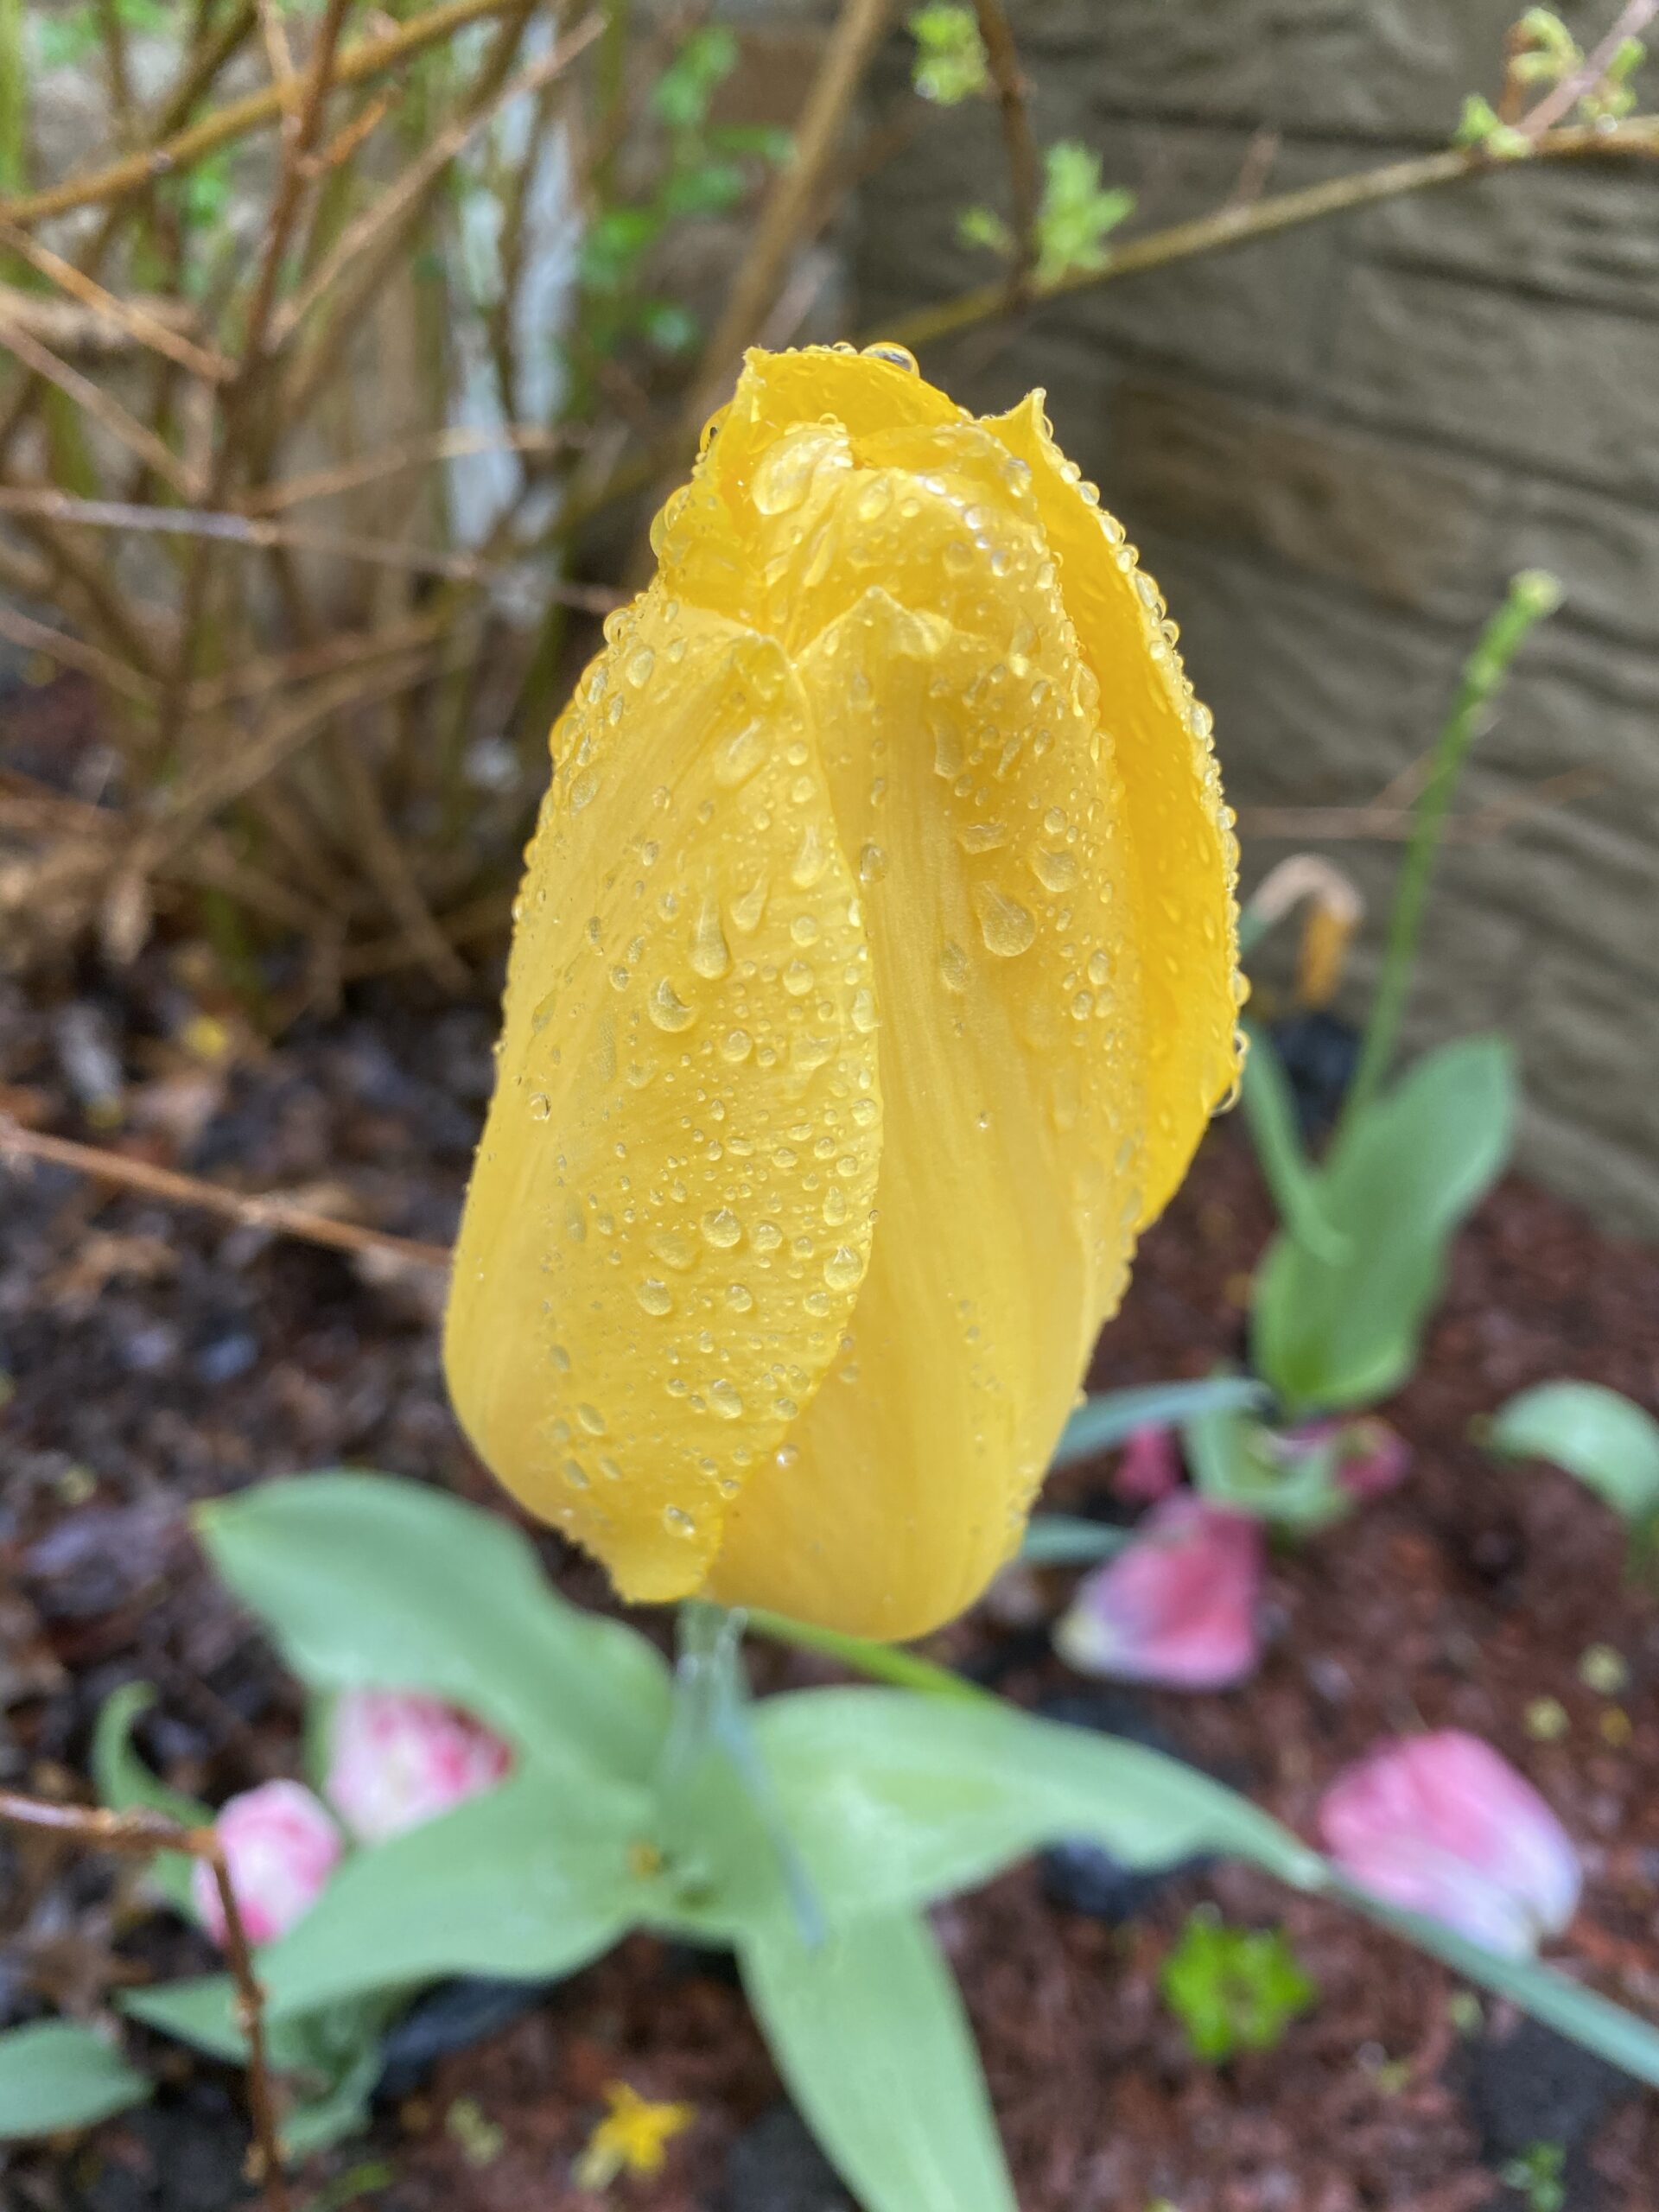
[119,1977,248,2064]
[92,1683,207,1916]
[753,1689,1325,1928]
[1335,1878,1659,2088]
[1052,1375,1267,1466]
[1019,1515,1134,1566]
[132,1770,644,2033]
[1238,1026,1351,1265]
[652,23,739,130]
[1034,143,1134,286]
[0,2021,151,2138]
[742,1910,1015,2212]
[1184,1404,1350,1533]
[1252,1037,1516,1414]
[194,1473,671,1783]
[279,2037,385,2158]
[907,4,989,106]
[1489,1382,1659,1524]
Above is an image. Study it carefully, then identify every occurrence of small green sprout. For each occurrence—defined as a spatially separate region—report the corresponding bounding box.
[1033,143,1135,286]
[1159,1910,1317,2064]
[1499,2140,1567,2212]
[908,5,989,106]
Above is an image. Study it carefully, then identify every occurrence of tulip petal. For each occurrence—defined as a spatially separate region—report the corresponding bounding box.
[445,586,882,1603]
[984,393,1241,1219]
[708,448,1154,1636]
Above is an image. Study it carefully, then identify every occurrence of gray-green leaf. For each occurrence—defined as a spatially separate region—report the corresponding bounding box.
[742,1909,1015,2212]
[194,1473,671,1783]
[92,1682,207,1916]
[1490,1381,1659,1524]
[1052,1374,1267,1468]
[1253,1036,1515,1414]
[0,2021,151,2138]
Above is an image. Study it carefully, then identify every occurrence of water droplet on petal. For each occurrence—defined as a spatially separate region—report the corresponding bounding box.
[1033,847,1078,892]
[861,340,919,374]
[650,1228,698,1271]
[957,821,1007,855]
[850,987,878,1033]
[858,842,887,883]
[663,1504,698,1537]
[636,1277,673,1315]
[689,898,730,980]
[715,720,766,789]
[702,1206,742,1249]
[973,883,1036,957]
[940,938,971,993]
[528,1092,551,1120]
[707,1379,744,1421]
[648,978,696,1032]
[823,1246,863,1292]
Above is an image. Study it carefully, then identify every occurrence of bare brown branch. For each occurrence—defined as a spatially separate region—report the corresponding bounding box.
[972,0,1042,298]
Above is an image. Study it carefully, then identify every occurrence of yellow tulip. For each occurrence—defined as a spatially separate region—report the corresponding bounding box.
[445,344,1241,1640]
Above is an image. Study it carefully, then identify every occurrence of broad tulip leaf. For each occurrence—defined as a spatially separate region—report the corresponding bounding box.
[195,1473,671,1782]
[92,1682,207,1917]
[741,1909,1016,2212]
[1019,1515,1135,1566]
[1238,1026,1351,1265]
[1335,1879,1659,2088]
[1253,1037,1516,1414]
[0,2021,152,2137]
[130,1770,645,2037]
[753,1688,1324,1925]
[1184,1403,1351,1533]
[1052,1375,1268,1467]
[1490,1382,1659,1524]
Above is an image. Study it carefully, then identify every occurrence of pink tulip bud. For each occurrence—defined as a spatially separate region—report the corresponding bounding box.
[1111,1423,1185,1504]
[1319,1731,1581,1957]
[324,1688,513,1845]
[1053,1495,1263,1688]
[192,1781,341,1948]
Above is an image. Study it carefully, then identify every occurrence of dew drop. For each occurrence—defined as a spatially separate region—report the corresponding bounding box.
[649,1228,698,1272]
[940,938,972,994]
[858,842,887,883]
[1087,948,1110,987]
[689,898,730,980]
[715,720,766,789]
[783,958,815,998]
[576,1403,607,1436]
[1033,847,1078,893]
[823,1245,863,1292]
[725,1282,754,1313]
[861,340,919,374]
[957,821,1007,855]
[720,1027,753,1064]
[973,883,1036,957]
[774,1440,800,1469]
[849,986,878,1033]
[791,823,828,889]
[663,1504,698,1537]
[563,1457,589,1490]
[568,768,599,811]
[708,1378,744,1421]
[752,1220,784,1252]
[626,646,655,689]
[528,1092,551,1121]
[729,873,768,933]
[702,1206,742,1249]
[648,978,696,1032]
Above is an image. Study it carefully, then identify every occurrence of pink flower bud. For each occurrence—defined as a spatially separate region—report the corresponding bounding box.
[1053,1494,1263,1689]
[1111,1423,1185,1504]
[192,1781,341,1948]
[1319,1731,1581,1957]
[324,1688,513,1845]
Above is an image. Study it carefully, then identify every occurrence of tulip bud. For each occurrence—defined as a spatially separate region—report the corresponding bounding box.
[324,1688,513,1845]
[1319,1731,1581,1956]
[191,1780,341,1948]
[1111,1422,1185,1503]
[446,345,1242,1639]
[1053,1495,1262,1688]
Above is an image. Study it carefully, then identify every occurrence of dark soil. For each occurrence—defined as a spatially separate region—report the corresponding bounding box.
[3,933,1658,2211]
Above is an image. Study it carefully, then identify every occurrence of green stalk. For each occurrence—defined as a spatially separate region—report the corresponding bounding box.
[745,1608,993,1705]
[1338,569,1561,1139]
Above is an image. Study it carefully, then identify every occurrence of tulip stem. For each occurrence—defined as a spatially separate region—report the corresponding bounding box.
[745,1609,995,1706]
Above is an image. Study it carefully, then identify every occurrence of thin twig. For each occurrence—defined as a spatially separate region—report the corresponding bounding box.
[0,321,199,495]
[0,598,158,705]
[677,0,894,437]
[971,0,1041,300]
[236,423,569,515]
[0,230,229,379]
[0,1790,289,2212]
[1235,766,1603,845]
[0,486,623,604]
[269,14,603,351]
[1518,0,1659,138]
[868,115,1659,353]
[0,1116,452,1272]
[0,0,529,230]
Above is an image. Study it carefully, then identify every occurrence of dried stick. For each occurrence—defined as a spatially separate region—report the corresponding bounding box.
[0,0,529,230]
[0,1116,452,1273]
[972,0,1041,299]
[236,422,568,515]
[677,0,894,435]
[0,598,158,705]
[0,1790,289,2212]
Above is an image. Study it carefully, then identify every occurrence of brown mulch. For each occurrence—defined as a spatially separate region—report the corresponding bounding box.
[2,940,1657,2211]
